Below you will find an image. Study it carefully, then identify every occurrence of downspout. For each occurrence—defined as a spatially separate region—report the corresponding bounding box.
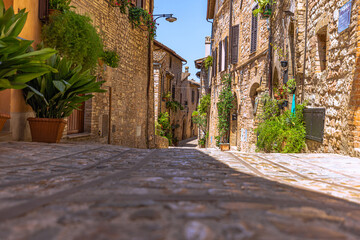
[146,0,154,149]
[108,86,112,144]
[228,0,234,73]
[268,19,273,96]
[301,0,309,103]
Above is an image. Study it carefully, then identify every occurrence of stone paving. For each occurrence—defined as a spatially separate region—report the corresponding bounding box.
[0,141,359,239]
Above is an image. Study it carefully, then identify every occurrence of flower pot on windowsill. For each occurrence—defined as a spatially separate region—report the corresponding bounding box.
[220,143,230,151]
[28,118,67,143]
[0,114,10,132]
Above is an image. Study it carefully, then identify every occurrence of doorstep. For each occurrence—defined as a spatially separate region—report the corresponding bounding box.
[65,132,91,139]
[0,131,12,141]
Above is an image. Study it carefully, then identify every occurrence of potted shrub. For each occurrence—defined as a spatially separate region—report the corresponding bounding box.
[23,54,105,143]
[48,0,74,15]
[198,137,206,148]
[217,74,234,151]
[0,1,56,131]
[42,10,103,71]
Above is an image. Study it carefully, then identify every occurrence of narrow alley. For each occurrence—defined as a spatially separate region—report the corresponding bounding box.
[0,141,359,239]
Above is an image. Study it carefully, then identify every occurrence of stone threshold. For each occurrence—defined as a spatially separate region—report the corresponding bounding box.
[0,132,12,141]
[65,132,92,139]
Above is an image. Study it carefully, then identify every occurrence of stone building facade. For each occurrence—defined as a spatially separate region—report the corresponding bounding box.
[206,0,269,150]
[0,0,156,149]
[153,41,199,143]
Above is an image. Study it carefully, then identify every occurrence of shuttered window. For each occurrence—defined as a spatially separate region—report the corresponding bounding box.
[213,48,218,76]
[218,41,222,72]
[250,6,258,53]
[231,25,239,64]
[38,0,49,22]
[136,0,144,8]
[224,36,228,70]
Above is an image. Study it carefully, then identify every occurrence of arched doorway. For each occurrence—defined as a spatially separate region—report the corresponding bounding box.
[230,93,238,147]
[250,82,260,116]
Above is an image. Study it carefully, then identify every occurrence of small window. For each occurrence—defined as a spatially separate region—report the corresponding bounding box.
[317,27,328,72]
[169,56,172,69]
[136,0,143,8]
[192,90,195,103]
[172,85,175,100]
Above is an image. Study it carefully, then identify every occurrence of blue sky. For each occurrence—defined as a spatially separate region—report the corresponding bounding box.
[154,0,211,81]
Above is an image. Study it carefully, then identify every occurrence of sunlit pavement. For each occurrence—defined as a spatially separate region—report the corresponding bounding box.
[0,141,360,239]
[204,149,360,205]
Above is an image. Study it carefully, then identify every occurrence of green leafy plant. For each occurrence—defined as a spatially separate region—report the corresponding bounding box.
[256,102,307,153]
[166,100,184,112]
[42,11,103,71]
[48,0,74,12]
[204,56,213,71]
[156,112,172,145]
[257,94,280,121]
[285,78,296,94]
[162,91,171,100]
[217,75,234,143]
[192,94,211,144]
[111,0,156,39]
[0,1,57,91]
[101,50,120,68]
[253,0,275,17]
[23,54,106,119]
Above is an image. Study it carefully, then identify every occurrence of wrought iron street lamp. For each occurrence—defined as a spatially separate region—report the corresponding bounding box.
[153,14,177,23]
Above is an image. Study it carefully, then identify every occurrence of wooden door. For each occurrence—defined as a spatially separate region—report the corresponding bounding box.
[67,103,85,134]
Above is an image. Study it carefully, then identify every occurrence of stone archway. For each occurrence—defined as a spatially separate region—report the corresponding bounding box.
[249,82,260,116]
[230,93,238,148]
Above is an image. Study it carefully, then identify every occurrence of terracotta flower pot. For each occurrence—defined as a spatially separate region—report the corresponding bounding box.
[220,143,230,151]
[0,113,10,132]
[48,9,61,16]
[28,118,66,143]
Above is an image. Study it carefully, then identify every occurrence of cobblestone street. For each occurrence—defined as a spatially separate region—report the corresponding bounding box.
[0,141,360,239]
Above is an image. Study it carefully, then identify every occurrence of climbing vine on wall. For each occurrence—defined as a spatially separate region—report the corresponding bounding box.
[217,74,234,143]
[110,0,156,39]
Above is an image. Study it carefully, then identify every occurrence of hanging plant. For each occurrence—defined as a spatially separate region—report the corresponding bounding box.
[48,0,74,12]
[110,0,156,39]
[101,50,120,68]
[253,0,275,17]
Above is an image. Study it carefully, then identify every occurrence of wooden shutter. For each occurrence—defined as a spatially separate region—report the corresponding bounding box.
[219,41,222,72]
[224,36,228,69]
[231,25,239,64]
[38,0,49,22]
[136,0,143,8]
[251,7,258,53]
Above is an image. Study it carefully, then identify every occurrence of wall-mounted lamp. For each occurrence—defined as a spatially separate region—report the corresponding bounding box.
[153,14,177,23]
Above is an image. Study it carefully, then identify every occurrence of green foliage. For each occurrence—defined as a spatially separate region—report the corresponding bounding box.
[42,11,103,71]
[48,0,74,12]
[23,54,106,119]
[193,94,211,144]
[101,50,120,68]
[253,0,275,16]
[285,78,296,94]
[217,75,234,143]
[156,112,172,145]
[111,0,156,39]
[162,91,171,100]
[204,56,213,71]
[257,94,280,121]
[166,100,183,112]
[0,2,57,91]
[256,103,307,153]
[198,94,211,114]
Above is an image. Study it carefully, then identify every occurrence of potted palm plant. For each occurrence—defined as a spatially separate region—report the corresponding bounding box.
[23,54,106,143]
[0,1,56,131]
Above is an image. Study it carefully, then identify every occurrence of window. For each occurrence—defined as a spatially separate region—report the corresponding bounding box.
[251,6,258,53]
[219,41,222,72]
[317,27,328,72]
[231,25,239,64]
[136,0,143,8]
[224,36,228,70]
[169,56,172,69]
[192,90,195,103]
[172,85,175,100]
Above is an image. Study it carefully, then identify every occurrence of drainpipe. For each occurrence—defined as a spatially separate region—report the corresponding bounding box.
[301,0,309,103]
[268,19,273,96]
[228,0,234,72]
[146,0,154,149]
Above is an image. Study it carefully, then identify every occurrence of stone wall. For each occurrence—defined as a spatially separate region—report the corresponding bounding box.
[208,0,269,151]
[71,0,155,149]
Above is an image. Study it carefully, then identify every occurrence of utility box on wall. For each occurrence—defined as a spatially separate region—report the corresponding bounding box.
[303,108,326,142]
